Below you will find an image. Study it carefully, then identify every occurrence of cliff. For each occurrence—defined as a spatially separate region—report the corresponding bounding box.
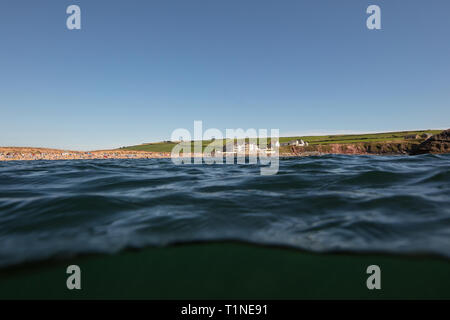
[411,129,450,155]
[290,129,450,156]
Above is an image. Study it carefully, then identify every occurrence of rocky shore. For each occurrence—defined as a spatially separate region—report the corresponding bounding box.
[0,147,169,161]
[411,129,450,155]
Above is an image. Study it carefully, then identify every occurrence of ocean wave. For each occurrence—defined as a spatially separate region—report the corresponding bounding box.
[0,154,449,267]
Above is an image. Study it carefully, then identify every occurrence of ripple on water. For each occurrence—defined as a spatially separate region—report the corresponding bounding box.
[0,154,449,267]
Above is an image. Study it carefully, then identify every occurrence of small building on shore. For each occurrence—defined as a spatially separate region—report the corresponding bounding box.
[222,142,259,154]
[280,139,308,147]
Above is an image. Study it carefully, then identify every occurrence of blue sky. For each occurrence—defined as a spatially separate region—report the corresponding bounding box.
[1,0,449,150]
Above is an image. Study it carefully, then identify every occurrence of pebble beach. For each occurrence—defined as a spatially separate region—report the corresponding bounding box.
[0,147,169,161]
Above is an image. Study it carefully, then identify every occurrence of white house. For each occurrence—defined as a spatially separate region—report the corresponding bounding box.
[280,139,308,147]
[222,142,259,154]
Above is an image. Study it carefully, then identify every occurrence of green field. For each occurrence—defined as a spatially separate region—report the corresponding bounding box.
[120,130,441,153]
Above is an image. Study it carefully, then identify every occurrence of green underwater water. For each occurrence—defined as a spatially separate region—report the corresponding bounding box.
[1,242,449,299]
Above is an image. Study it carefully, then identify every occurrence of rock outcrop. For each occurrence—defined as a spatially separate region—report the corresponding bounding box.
[411,129,450,155]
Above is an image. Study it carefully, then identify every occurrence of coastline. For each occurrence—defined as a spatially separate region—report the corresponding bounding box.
[1,129,448,161]
[0,144,445,162]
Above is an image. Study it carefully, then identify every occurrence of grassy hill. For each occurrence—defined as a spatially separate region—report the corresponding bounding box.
[120,130,442,153]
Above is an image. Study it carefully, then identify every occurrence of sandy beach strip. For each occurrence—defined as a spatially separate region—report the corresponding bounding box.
[0,147,172,161]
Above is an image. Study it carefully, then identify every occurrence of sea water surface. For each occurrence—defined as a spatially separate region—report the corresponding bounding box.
[0,154,449,267]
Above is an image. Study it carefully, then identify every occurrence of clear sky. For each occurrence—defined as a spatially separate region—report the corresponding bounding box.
[1,0,449,150]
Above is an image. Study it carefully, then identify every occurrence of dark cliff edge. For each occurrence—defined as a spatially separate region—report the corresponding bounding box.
[410,129,450,155]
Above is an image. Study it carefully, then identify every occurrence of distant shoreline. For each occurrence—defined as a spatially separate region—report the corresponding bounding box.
[1,129,448,161]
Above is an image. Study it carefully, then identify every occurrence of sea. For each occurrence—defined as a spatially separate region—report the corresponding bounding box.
[0,154,449,268]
